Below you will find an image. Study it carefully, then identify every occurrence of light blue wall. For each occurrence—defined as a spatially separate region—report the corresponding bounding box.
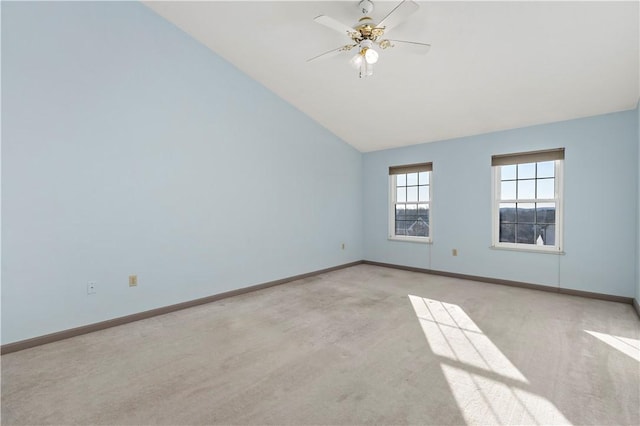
[1,2,363,344]
[364,111,638,297]
[637,101,640,302]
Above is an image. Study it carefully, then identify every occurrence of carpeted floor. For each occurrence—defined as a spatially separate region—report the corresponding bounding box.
[2,264,639,425]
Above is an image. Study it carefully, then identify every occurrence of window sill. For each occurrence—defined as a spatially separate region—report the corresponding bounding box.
[388,236,432,244]
[490,244,565,255]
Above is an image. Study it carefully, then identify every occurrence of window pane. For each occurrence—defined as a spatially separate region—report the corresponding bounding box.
[501,181,516,200]
[407,215,429,237]
[518,163,535,179]
[392,170,430,240]
[499,223,515,243]
[494,156,561,248]
[501,164,516,180]
[535,224,555,246]
[542,224,555,245]
[516,223,535,244]
[407,173,418,186]
[407,186,418,202]
[537,161,555,178]
[536,203,555,224]
[418,185,429,202]
[418,172,429,185]
[397,187,406,202]
[417,204,429,220]
[517,179,535,199]
[537,178,555,199]
[517,203,535,223]
[396,220,407,236]
[405,204,418,221]
[499,203,516,223]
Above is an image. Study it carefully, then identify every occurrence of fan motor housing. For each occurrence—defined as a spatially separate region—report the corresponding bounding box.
[355,19,384,42]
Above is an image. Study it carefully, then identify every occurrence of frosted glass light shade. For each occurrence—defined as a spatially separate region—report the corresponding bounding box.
[360,60,373,78]
[365,48,379,64]
[350,54,364,69]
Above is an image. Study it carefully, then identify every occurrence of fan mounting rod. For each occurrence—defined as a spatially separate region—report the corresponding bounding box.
[359,0,374,15]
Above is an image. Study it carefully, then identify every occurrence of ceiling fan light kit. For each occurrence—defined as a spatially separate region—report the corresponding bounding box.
[309,0,431,78]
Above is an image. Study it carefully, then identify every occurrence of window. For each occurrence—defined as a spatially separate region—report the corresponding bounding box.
[492,148,564,252]
[389,162,432,242]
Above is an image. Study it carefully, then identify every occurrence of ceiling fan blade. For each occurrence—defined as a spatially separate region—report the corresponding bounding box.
[380,39,431,54]
[306,44,358,62]
[313,15,358,39]
[376,0,419,34]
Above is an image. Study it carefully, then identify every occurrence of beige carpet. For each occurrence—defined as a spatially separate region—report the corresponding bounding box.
[2,264,639,425]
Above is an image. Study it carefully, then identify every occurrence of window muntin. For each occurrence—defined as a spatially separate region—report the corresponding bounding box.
[389,163,432,242]
[492,149,563,252]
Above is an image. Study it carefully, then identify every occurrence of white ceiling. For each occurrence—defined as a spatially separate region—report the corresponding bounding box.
[144,1,640,152]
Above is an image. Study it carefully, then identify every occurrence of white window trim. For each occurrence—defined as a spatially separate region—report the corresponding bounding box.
[491,160,563,253]
[388,173,433,243]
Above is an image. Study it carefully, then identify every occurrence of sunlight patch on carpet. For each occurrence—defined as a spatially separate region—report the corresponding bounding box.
[585,330,640,362]
[409,295,570,425]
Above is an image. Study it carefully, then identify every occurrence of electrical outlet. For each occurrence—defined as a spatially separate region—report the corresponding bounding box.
[87,281,97,295]
[341,243,345,250]
[129,275,138,287]
[452,249,458,256]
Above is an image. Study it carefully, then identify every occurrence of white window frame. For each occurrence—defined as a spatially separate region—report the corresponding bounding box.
[388,166,433,244]
[491,158,564,253]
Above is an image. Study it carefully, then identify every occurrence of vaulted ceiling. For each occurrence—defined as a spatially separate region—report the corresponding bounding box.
[144,1,639,152]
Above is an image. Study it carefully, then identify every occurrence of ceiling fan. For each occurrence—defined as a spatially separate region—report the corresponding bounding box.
[308,0,431,78]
